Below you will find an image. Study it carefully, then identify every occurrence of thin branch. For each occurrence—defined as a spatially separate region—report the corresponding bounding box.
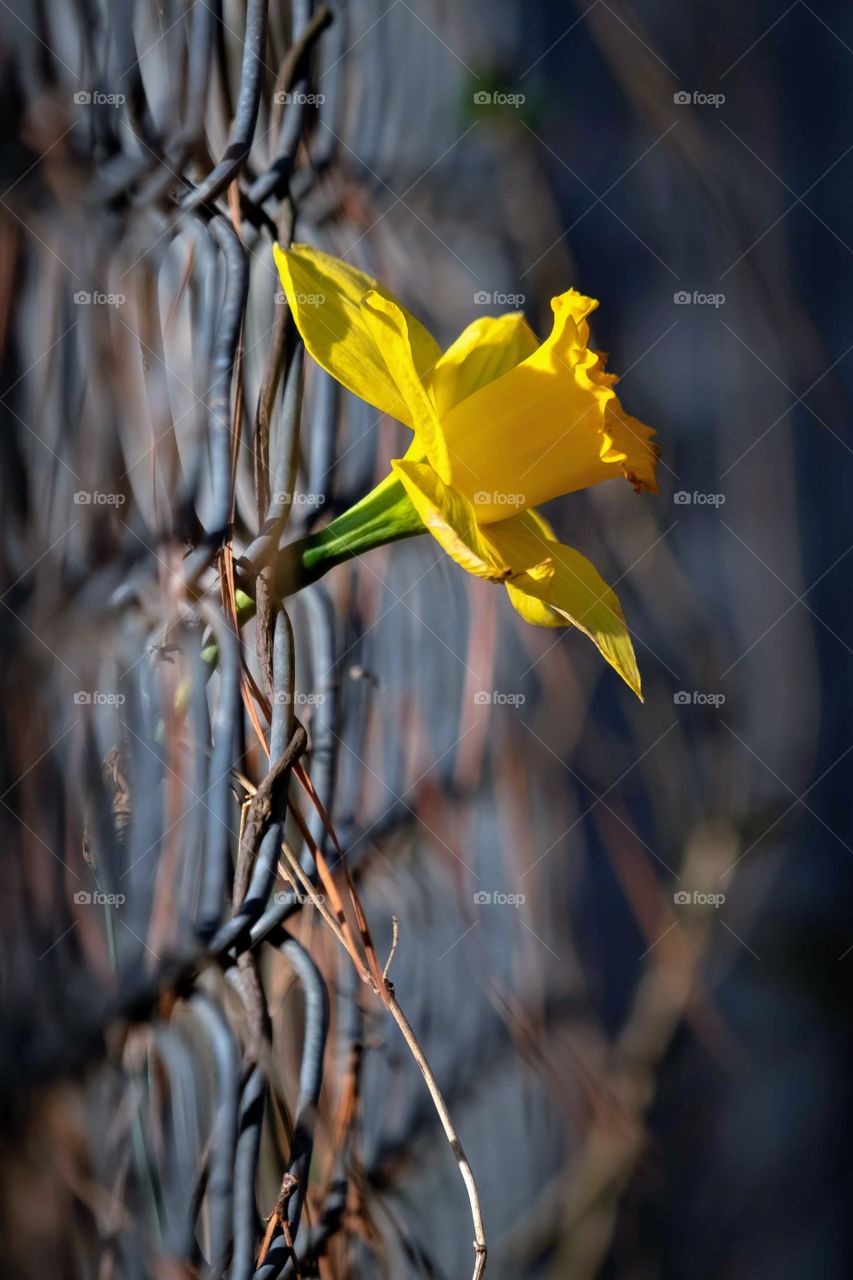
[294,763,488,1278]
[385,989,487,1280]
[382,916,399,984]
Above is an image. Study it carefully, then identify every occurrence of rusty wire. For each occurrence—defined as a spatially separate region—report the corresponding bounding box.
[0,2,353,1276]
[2,2,843,1278]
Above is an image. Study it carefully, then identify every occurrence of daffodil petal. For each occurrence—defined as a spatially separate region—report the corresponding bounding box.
[482,512,642,698]
[361,292,451,483]
[537,551,641,698]
[501,515,563,627]
[522,506,557,541]
[505,580,564,627]
[390,459,509,581]
[273,242,442,430]
[428,312,539,414]
[476,508,553,574]
[602,399,660,493]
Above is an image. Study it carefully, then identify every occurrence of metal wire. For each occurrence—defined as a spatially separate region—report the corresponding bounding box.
[0,1,343,1274]
[4,2,834,1278]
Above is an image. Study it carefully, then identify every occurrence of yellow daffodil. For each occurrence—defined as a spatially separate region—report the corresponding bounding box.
[271,243,659,698]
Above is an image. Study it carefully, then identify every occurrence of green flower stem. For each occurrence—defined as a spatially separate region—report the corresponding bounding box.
[272,472,425,596]
[198,478,424,681]
[200,589,256,670]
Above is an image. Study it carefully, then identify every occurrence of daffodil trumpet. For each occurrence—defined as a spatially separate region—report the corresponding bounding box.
[271,243,659,698]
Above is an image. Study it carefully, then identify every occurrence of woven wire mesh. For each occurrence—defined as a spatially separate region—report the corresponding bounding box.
[2,2,852,1279]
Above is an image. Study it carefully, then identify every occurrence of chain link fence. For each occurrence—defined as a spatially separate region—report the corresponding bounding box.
[2,2,852,1279]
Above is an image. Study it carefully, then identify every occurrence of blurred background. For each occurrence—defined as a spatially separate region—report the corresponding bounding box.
[1,1,852,1278]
